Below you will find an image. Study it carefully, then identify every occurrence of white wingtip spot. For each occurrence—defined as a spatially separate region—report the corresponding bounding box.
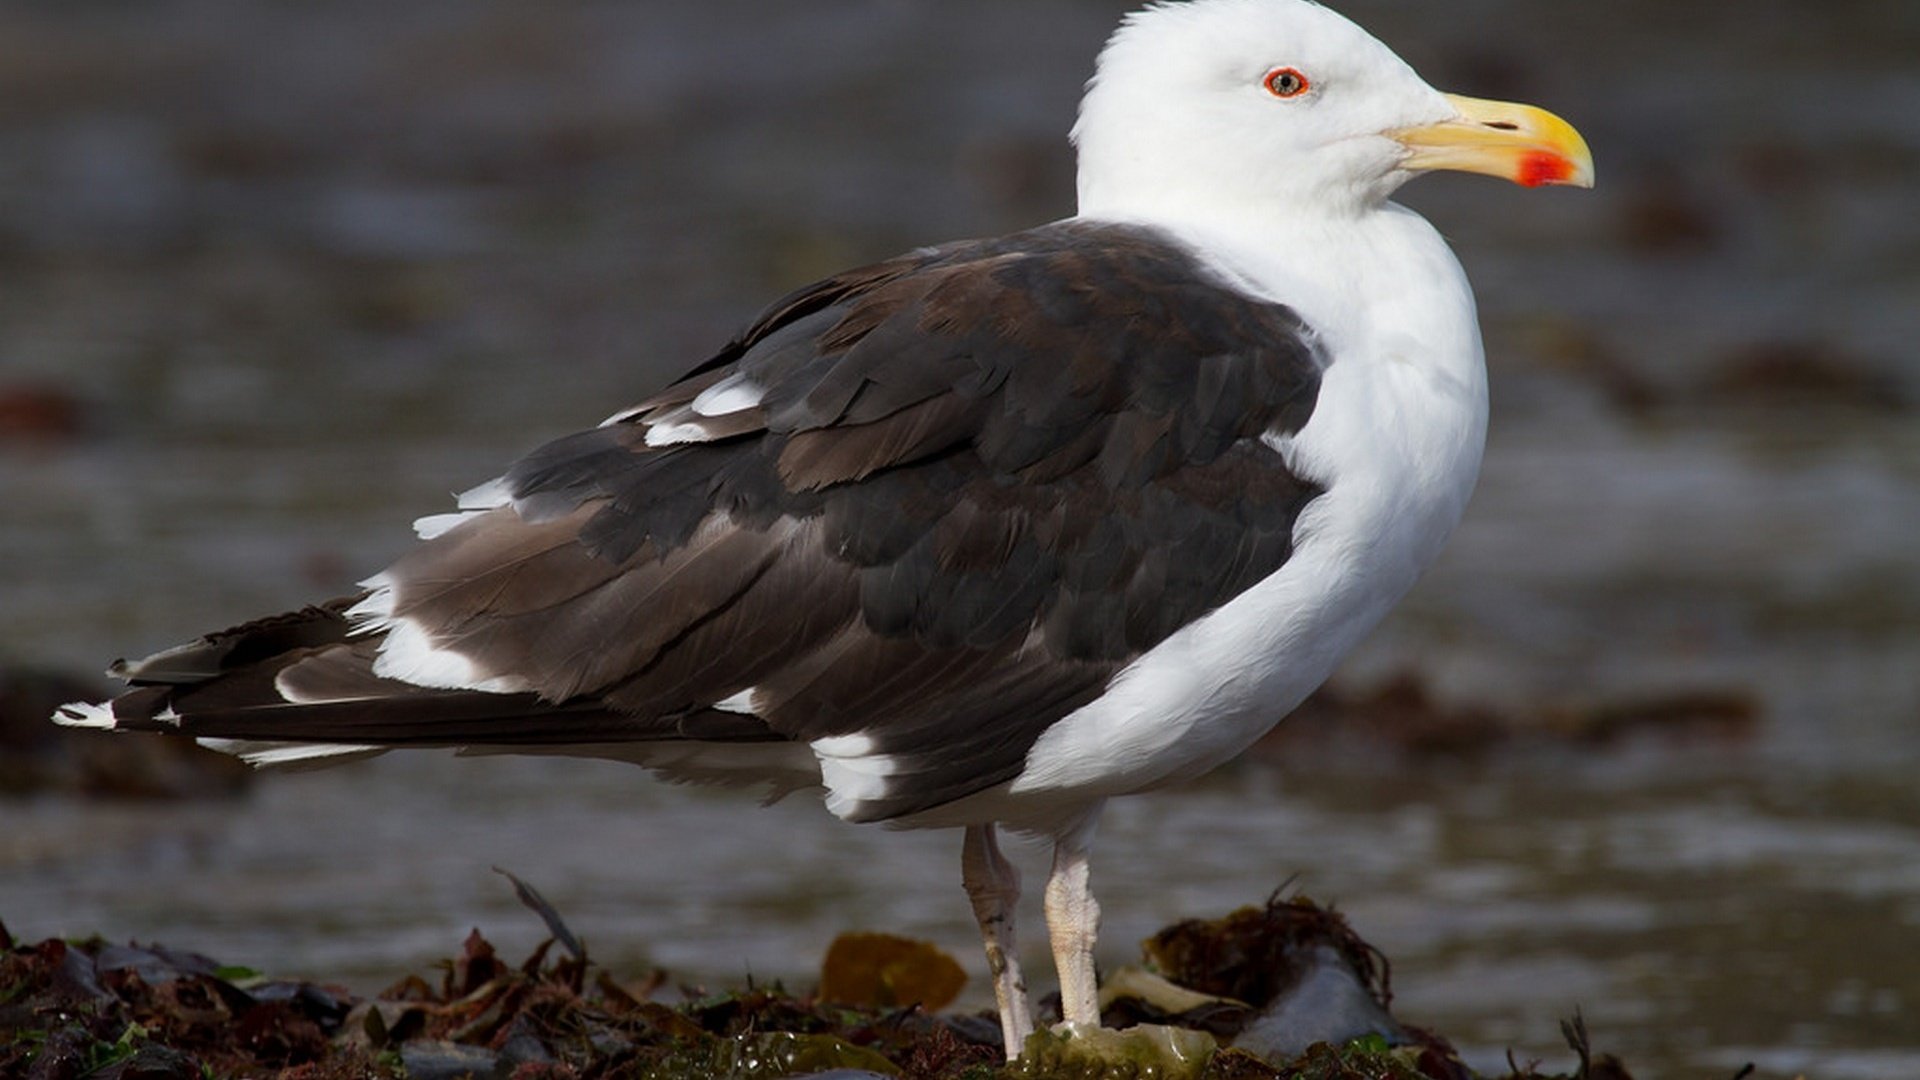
[273,668,372,706]
[811,732,899,820]
[456,477,513,511]
[644,422,714,448]
[349,571,528,695]
[197,738,386,768]
[346,572,396,634]
[54,701,117,730]
[713,688,762,715]
[600,404,648,428]
[812,732,877,757]
[412,510,486,540]
[691,373,764,417]
[371,617,529,694]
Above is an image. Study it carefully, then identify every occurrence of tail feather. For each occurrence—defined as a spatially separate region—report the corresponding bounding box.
[56,604,781,766]
[109,601,358,684]
[194,739,388,769]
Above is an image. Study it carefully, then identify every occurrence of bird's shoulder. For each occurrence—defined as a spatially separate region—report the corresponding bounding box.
[614,218,1325,474]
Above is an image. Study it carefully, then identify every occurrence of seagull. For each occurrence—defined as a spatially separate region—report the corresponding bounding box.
[58,0,1591,1059]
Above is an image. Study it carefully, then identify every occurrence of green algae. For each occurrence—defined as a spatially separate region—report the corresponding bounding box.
[1010,1023,1219,1080]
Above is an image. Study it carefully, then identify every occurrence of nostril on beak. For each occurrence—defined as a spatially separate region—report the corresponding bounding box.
[1483,121,1520,131]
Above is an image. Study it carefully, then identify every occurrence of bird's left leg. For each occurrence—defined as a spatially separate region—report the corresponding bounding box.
[1043,805,1104,1029]
[963,823,1033,1058]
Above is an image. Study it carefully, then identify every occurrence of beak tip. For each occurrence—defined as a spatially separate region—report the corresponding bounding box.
[1517,150,1595,190]
[1405,94,1595,191]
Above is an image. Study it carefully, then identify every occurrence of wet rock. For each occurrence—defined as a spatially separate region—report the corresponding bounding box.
[92,942,223,986]
[249,979,355,1030]
[51,939,113,1003]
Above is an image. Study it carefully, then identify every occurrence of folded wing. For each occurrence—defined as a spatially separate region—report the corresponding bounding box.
[66,220,1328,821]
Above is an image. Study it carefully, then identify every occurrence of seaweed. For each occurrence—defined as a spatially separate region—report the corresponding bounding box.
[0,884,1634,1080]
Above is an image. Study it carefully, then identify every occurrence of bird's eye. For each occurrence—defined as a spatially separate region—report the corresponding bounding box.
[1263,67,1310,99]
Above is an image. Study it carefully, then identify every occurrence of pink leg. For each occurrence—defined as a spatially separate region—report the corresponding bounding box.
[963,823,1033,1058]
[1043,809,1103,1028]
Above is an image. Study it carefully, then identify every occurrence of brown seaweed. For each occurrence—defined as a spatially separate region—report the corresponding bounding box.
[0,885,1634,1080]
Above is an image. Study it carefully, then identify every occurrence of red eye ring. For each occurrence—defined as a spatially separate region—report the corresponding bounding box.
[1264,67,1310,99]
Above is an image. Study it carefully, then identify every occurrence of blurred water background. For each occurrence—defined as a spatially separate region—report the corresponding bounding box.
[1,2,1917,1076]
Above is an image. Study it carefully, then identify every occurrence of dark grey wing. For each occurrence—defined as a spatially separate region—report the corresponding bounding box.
[80,220,1327,821]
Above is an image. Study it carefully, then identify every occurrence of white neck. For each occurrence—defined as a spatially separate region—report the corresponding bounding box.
[1075,190,1491,592]
[1076,194,1481,391]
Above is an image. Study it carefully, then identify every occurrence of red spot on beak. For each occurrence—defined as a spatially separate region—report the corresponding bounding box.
[1517,150,1574,188]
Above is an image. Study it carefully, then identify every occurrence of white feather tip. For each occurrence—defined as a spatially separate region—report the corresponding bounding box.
[53,701,118,729]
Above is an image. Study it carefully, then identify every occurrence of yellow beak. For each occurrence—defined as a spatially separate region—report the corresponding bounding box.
[1391,94,1595,189]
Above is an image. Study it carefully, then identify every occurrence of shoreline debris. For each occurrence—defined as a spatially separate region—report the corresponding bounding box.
[0,882,1633,1079]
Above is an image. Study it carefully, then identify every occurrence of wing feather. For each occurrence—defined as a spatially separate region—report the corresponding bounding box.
[75,220,1328,820]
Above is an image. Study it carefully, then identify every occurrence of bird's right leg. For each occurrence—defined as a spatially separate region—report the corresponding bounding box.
[963,823,1033,1059]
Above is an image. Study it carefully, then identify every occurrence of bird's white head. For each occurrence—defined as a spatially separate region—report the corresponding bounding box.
[1073,0,1593,223]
